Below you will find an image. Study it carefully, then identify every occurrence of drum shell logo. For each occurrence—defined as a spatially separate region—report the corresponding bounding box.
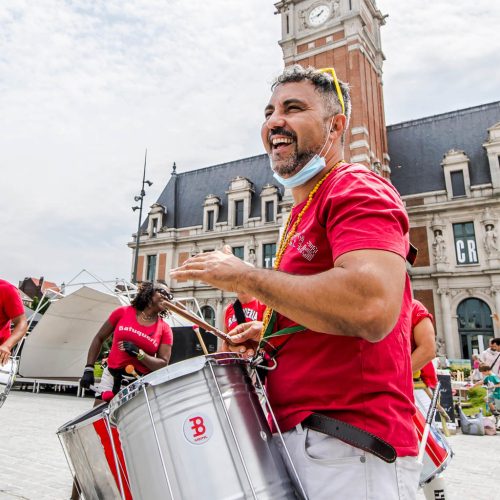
[183,412,213,444]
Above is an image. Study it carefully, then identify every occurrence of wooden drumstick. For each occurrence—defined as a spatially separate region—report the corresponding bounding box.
[192,326,209,356]
[163,300,234,345]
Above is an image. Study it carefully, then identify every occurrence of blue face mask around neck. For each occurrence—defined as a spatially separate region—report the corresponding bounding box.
[271,117,335,189]
[273,154,326,188]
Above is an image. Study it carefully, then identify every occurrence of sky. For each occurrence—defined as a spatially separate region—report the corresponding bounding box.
[1,0,499,288]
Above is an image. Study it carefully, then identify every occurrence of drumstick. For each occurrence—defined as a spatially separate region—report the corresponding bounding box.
[417,381,441,464]
[125,364,139,378]
[163,300,234,345]
[193,326,209,355]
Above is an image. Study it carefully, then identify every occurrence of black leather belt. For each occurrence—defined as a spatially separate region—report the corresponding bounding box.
[302,413,397,463]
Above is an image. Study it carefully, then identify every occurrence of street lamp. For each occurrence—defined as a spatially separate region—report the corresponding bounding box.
[132,149,153,283]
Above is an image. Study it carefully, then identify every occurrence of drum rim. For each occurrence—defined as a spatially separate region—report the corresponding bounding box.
[57,402,110,433]
[0,357,18,397]
[108,353,248,420]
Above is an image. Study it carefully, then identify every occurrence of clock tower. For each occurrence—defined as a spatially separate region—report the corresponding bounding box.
[274,0,390,177]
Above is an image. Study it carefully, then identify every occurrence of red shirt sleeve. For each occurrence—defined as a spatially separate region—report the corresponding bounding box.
[4,285,24,319]
[321,167,409,262]
[160,323,173,345]
[108,306,127,327]
[411,300,433,329]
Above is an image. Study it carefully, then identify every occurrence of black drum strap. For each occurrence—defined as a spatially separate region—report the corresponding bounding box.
[233,299,247,325]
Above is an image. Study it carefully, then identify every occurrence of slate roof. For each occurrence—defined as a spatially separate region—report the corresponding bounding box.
[152,154,282,229]
[144,102,500,231]
[388,101,500,196]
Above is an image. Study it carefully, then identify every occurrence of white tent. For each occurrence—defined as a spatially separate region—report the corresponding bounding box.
[18,286,193,379]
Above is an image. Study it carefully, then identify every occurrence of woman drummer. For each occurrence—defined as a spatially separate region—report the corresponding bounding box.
[80,281,173,402]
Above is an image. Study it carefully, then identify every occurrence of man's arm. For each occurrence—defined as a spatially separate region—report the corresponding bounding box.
[0,314,28,364]
[171,247,406,343]
[411,317,436,372]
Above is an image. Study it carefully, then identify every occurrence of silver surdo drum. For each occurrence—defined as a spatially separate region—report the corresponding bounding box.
[109,353,297,500]
[0,357,18,408]
[58,404,132,500]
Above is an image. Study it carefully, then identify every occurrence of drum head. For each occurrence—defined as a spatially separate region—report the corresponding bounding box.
[109,353,247,420]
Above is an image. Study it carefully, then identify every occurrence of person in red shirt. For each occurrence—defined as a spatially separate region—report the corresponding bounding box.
[410,299,438,389]
[224,292,266,333]
[0,279,28,366]
[80,281,173,402]
[172,65,420,498]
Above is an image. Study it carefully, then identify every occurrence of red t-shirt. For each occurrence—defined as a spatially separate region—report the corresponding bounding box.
[106,306,173,374]
[266,163,418,457]
[411,299,438,389]
[0,279,25,344]
[224,299,266,332]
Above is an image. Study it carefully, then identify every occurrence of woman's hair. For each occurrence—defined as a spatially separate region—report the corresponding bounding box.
[131,281,172,317]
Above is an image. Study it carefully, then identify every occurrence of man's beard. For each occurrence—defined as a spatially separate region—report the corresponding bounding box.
[271,146,316,177]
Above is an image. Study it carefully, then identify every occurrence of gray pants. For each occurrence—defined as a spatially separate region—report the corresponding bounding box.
[275,424,421,500]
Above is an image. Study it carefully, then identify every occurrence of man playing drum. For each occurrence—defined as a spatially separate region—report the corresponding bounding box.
[0,279,28,366]
[171,65,420,499]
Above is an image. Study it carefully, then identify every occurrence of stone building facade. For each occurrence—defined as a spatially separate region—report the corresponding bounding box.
[389,102,500,359]
[127,0,500,361]
[128,156,288,328]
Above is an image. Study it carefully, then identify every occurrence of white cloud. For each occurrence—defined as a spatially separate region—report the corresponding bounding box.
[377,0,500,123]
[1,0,498,286]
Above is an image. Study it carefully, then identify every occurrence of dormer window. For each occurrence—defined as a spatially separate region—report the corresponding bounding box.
[265,200,275,222]
[482,121,500,191]
[441,149,471,200]
[147,203,166,238]
[450,170,466,197]
[260,183,280,224]
[203,194,221,231]
[234,200,244,227]
[227,177,254,228]
[207,210,214,231]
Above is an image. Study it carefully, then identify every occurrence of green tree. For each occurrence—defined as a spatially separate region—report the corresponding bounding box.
[31,296,51,314]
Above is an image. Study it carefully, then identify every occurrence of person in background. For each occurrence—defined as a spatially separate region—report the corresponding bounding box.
[479,338,500,376]
[224,290,266,333]
[472,365,500,415]
[471,354,482,382]
[410,299,437,389]
[80,281,173,402]
[0,279,28,366]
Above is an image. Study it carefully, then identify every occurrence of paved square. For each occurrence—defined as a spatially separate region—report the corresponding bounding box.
[0,389,499,499]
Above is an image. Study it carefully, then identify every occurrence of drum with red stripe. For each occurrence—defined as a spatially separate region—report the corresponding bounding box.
[414,389,453,485]
[58,404,132,500]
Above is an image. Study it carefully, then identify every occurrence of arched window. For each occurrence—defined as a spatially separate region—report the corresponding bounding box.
[457,298,493,358]
[201,305,216,327]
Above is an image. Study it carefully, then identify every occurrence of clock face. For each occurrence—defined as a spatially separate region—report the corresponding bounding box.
[308,4,331,27]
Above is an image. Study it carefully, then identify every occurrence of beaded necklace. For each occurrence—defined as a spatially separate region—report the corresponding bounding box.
[260,159,344,340]
[141,310,158,322]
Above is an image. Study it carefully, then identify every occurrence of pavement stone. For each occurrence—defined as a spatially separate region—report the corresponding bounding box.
[0,388,499,499]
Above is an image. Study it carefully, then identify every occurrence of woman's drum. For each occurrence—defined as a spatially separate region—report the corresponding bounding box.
[0,357,18,409]
[57,404,132,500]
[414,388,453,485]
[109,353,298,500]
